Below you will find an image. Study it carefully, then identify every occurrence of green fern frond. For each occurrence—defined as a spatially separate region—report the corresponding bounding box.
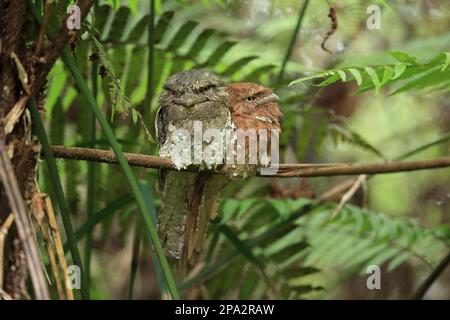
[289,51,450,96]
[203,198,449,299]
[328,124,384,159]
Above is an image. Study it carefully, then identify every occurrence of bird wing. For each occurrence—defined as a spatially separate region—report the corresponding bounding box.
[155,105,165,148]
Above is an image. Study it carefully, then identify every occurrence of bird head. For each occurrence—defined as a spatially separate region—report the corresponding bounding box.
[227,83,281,127]
[160,69,228,108]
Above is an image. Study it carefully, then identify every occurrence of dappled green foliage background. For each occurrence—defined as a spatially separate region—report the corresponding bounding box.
[39,0,450,299]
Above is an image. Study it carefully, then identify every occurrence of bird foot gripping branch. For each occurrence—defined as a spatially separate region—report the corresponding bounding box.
[155,70,282,264]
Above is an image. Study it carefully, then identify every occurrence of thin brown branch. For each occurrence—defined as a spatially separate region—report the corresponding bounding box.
[329,174,366,218]
[49,145,450,178]
[412,250,450,300]
[50,145,175,169]
[277,159,450,177]
[318,177,357,202]
[0,138,50,299]
[35,0,52,54]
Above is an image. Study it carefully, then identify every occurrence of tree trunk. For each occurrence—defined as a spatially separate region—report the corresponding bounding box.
[0,0,43,300]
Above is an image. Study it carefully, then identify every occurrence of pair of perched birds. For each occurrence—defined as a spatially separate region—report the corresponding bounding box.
[155,69,281,264]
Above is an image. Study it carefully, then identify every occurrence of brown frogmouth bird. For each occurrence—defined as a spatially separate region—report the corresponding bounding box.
[156,73,282,265]
[225,82,282,177]
[156,69,231,263]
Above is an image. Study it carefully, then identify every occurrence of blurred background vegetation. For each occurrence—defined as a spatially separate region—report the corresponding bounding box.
[36,0,450,299]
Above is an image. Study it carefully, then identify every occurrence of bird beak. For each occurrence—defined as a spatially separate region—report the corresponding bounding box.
[174,93,208,108]
[256,93,279,106]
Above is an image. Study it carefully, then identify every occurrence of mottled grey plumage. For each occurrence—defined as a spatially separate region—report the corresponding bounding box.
[156,69,231,262]
[156,69,230,153]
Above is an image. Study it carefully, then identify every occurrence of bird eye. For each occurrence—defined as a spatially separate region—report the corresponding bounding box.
[171,90,177,95]
[199,85,212,93]
[246,96,256,102]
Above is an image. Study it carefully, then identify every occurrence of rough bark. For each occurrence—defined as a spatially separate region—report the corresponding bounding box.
[0,0,39,300]
[0,0,94,300]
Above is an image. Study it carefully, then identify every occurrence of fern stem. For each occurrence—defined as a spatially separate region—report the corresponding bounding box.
[146,0,155,125]
[396,131,450,160]
[126,221,142,300]
[60,48,180,300]
[84,62,97,288]
[29,99,89,300]
[412,250,450,300]
[84,2,99,291]
[277,0,310,81]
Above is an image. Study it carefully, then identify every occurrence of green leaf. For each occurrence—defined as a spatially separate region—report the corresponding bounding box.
[337,70,347,82]
[221,56,259,77]
[387,251,413,272]
[329,124,384,158]
[185,28,215,59]
[389,51,417,64]
[204,40,237,66]
[153,11,175,43]
[288,71,336,86]
[221,199,240,222]
[364,67,381,94]
[216,223,262,266]
[127,15,149,42]
[166,21,199,49]
[441,52,450,71]
[392,66,450,95]
[317,72,340,86]
[238,269,259,299]
[131,109,138,123]
[348,68,362,85]
[106,6,130,41]
[96,5,113,36]
[381,65,394,85]
[393,63,407,79]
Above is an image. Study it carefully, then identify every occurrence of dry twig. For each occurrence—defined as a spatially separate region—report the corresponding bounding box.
[0,138,50,299]
[32,194,74,300]
[0,214,15,291]
[329,174,366,218]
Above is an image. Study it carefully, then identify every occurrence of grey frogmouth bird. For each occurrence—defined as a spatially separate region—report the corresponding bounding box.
[156,69,232,263]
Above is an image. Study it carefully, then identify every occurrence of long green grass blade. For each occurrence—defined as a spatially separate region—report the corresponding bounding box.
[213,222,262,266]
[60,48,179,299]
[85,4,99,286]
[126,221,142,299]
[29,99,89,300]
[397,131,450,160]
[277,0,310,81]
[146,0,155,125]
[139,181,170,298]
